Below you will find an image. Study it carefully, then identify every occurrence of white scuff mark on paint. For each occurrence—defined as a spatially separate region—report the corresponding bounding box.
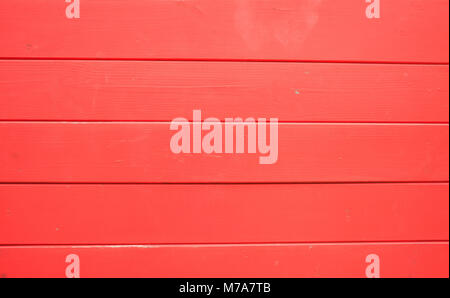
[234,0,322,50]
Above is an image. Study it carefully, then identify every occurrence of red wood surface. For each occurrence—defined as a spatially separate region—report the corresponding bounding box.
[0,0,448,63]
[0,61,448,122]
[0,243,448,278]
[0,122,447,183]
[0,0,448,278]
[0,184,448,245]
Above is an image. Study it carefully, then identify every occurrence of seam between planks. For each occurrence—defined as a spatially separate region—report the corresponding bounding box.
[0,57,448,66]
[0,182,448,185]
[1,120,449,124]
[0,121,448,125]
[0,241,448,248]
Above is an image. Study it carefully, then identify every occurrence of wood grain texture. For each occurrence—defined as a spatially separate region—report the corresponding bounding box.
[0,184,448,245]
[0,0,448,279]
[0,61,448,122]
[0,243,448,278]
[0,0,448,62]
[0,122,448,183]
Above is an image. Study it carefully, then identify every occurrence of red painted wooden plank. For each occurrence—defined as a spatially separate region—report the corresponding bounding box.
[0,0,448,63]
[0,243,448,278]
[0,123,447,183]
[0,184,448,245]
[0,61,448,122]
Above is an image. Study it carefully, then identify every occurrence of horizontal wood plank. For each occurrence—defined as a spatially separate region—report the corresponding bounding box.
[0,243,448,278]
[0,184,448,245]
[0,122,447,183]
[0,61,448,122]
[0,0,448,62]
